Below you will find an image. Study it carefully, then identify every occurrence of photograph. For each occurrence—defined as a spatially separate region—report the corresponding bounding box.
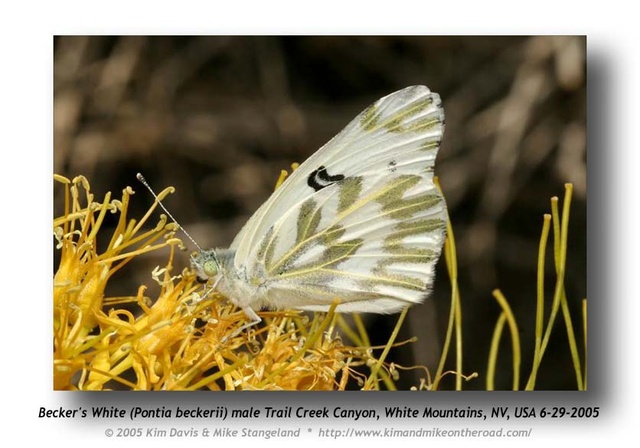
[53,35,586,391]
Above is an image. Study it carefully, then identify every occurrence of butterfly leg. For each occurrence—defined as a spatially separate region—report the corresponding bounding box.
[220,307,262,343]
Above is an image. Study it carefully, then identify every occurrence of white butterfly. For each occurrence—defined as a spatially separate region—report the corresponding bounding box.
[190,85,447,332]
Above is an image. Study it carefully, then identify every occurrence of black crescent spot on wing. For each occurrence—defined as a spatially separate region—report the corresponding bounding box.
[307,165,345,192]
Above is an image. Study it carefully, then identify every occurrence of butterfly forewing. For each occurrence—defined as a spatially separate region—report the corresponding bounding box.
[222,85,447,314]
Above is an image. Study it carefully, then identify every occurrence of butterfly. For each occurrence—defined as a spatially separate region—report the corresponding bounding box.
[189,85,448,333]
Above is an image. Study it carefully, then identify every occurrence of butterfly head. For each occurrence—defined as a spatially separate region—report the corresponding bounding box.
[190,248,250,310]
[190,249,221,283]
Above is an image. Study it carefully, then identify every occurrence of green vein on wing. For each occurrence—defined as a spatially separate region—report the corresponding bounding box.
[264,174,444,280]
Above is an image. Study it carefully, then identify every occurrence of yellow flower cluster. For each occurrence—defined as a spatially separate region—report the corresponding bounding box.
[53,174,409,391]
[53,174,585,391]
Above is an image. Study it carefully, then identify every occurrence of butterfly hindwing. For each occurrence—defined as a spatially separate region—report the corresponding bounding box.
[222,85,447,313]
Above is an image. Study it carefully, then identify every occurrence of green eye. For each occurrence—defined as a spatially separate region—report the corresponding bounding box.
[203,260,218,277]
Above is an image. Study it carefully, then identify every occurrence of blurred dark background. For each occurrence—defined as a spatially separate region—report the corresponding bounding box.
[53,36,586,390]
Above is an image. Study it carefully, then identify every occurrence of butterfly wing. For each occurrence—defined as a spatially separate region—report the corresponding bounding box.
[228,85,447,313]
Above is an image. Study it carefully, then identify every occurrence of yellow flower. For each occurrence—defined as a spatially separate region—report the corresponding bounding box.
[53,174,583,390]
[52,174,411,391]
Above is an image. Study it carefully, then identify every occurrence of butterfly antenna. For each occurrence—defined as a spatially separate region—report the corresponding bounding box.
[136,173,203,252]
